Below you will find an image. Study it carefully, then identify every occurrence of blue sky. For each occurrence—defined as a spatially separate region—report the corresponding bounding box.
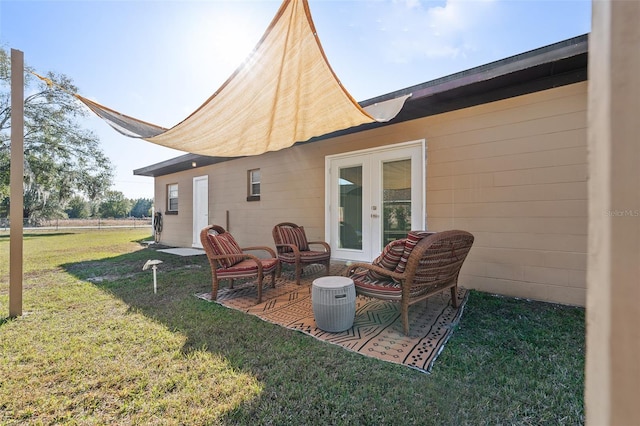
[1,0,591,199]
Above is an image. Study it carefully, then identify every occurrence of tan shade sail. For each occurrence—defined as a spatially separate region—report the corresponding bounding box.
[77,0,410,157]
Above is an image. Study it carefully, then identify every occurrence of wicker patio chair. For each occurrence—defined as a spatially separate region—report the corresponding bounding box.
[272,222,331,285]
[200,225,279,304]
[345,230,474,335]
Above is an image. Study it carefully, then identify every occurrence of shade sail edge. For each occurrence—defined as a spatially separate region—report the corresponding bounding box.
[77,0,409,157]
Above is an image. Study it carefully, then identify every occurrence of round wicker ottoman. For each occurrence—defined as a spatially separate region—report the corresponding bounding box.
[312,276,356,332]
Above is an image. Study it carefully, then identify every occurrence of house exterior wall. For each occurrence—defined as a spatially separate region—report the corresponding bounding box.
[426,82,588,306]
[153,81,588,306]
[154,173,198,247]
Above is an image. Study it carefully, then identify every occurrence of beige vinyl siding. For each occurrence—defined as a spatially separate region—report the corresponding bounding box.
[155,172,195,247]
[153,81,588,306]
[426,82,588,306]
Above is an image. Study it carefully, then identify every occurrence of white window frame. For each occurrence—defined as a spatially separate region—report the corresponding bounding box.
[167,183,179,213]
[247,169,261,200]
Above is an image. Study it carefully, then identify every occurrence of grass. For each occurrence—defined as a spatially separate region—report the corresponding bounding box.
[0,229,585,425]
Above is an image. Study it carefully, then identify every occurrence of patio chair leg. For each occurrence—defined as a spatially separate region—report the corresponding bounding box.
[211,277,219,301]
[401,306,410,336]
[295,264,302,285]
[257,275,263,304]
[450,286,459,308]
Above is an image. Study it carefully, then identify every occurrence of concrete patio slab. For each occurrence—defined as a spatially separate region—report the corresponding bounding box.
[157,248,205,257]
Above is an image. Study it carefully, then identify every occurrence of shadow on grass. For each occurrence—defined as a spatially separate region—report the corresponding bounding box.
[0,316,16,328]
[61,246,586,424]
[61,246,341,362]
[61,247,440,422]
[0,232,77,240]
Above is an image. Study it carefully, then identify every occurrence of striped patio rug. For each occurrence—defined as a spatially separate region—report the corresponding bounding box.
[196,264,468,374]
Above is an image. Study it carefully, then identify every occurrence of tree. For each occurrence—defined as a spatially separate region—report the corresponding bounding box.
[65,195,90,219]
[0,47,114,220]
[98,190,130,218]
[130,198,153,218]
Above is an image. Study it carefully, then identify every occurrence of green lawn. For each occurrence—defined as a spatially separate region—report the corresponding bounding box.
[0,229,585,425]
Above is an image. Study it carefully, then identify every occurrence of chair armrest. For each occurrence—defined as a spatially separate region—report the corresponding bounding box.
[307,241,331,252]
[209,252,264,271]
[241,246,277,258]
[345,262,404,281]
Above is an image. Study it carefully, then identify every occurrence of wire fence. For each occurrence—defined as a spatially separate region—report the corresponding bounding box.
[0,217,153,231]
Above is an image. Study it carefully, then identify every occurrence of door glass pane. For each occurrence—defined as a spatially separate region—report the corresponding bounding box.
[339,166,362,250]
[382,159,411,249]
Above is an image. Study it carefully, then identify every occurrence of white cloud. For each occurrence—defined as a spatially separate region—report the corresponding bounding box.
[374,0,499,63]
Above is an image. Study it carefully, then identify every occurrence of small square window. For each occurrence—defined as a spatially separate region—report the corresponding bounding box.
[167,183,178,213]
[247,169,261,201]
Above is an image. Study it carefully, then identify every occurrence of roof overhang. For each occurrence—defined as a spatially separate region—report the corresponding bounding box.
[133,153,231,177]
[135,33,588,177]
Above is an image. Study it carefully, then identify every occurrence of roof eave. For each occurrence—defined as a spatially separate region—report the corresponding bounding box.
[133,153,232,177]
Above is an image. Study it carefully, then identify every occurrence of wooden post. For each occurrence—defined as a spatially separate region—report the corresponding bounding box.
[586,1,640,424]
[9,49,24,318]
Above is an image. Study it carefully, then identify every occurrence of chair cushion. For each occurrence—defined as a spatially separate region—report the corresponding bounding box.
[366,238,406,281]
[352,270,434,300]
[278,250,330,264]
[351,271,402,300]
[207,232,245,268]
[277,226,309,252]
[215,258,279,278]
[394,231,437,274]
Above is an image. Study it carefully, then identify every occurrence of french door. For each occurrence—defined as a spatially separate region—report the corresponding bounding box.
[326,141,425,262]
